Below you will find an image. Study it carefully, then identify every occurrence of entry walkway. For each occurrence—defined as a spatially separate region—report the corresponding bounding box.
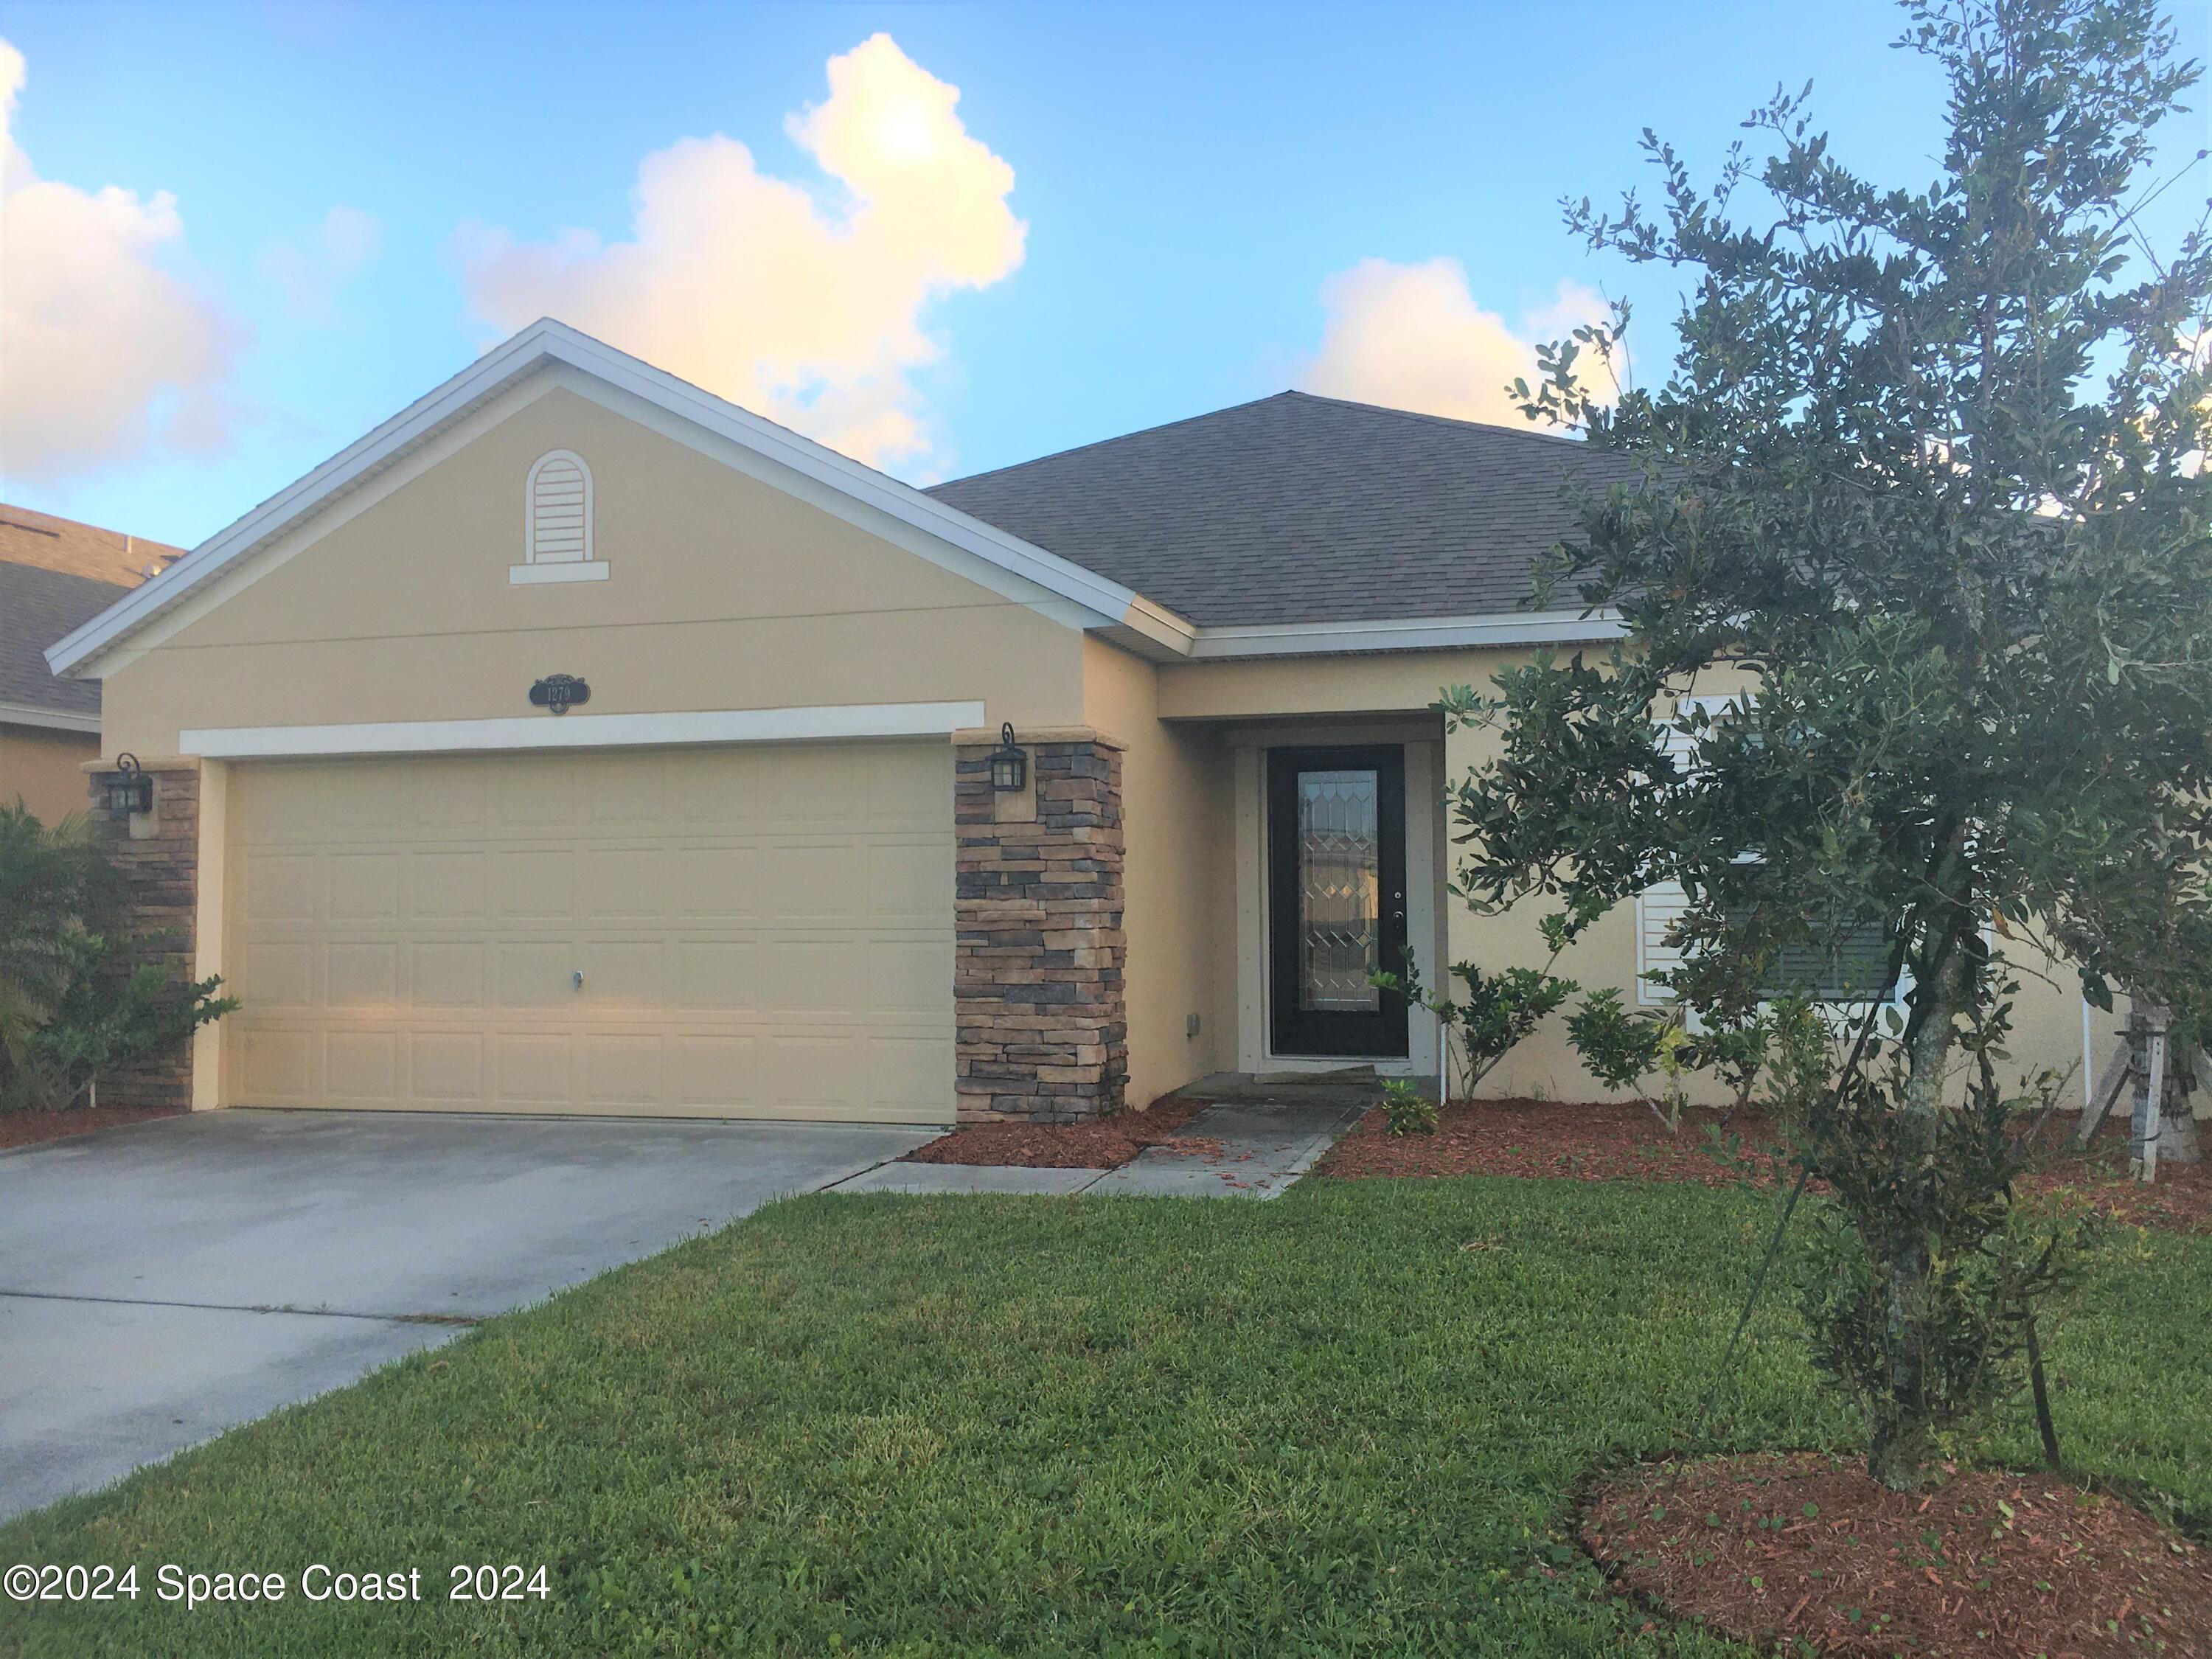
[830,1071,1382,1200]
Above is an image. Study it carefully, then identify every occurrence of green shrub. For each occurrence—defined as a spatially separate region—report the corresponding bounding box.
[1565,987,1688,1133]
[1379,1077,1438,1135]
[1683,1009,1771,1113]
[0,804,237,1112]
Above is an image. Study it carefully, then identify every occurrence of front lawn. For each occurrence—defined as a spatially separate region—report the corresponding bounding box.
[3,1180,2206,1657]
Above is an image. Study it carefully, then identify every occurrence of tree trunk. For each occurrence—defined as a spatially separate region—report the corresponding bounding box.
[1870,927,1966,1492]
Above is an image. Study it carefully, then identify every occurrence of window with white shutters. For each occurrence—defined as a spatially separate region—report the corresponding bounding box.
[526,451,592,565]
[1634,692,1907,1015]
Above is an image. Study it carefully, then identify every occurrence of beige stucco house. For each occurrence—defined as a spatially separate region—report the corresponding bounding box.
[46,321,2093,1123]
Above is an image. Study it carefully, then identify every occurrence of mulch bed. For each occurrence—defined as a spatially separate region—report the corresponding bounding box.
[2018,1124,2212,1237]
[0,1105,182,1152]
[1316,1098,2212,1234]
[1318,1098,1794,1187]
[900,1094,1215,1169]
[1582,1451,2212,1655]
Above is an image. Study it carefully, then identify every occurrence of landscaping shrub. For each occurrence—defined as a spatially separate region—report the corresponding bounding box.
[1373,902,1589,1096]
[0,804,236,1112]
[1565,988,1688,1133]
[1378,1077,1437,1135]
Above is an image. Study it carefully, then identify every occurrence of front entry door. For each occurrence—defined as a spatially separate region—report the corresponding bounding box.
[1267,746,1408,1058]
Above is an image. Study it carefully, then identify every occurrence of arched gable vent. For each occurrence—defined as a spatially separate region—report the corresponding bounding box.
[525,450,593,566]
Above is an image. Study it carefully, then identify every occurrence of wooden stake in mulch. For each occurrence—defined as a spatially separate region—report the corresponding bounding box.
[2077,997,2205,1183]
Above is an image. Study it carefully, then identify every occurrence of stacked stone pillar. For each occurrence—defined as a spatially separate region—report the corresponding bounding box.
[88,763,202,1110]
[954,731,1127,1121]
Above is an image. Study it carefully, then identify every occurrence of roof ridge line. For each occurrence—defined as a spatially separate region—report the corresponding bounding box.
[1278,389,1594,448]
[928,391,1311,489]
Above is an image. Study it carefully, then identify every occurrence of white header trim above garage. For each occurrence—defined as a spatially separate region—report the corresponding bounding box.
[179,700,988,760]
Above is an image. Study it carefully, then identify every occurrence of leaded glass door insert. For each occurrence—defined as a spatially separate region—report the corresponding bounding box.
[1267,747,1408,1057]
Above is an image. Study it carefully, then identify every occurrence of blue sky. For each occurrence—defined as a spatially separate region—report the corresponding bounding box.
[5,0,2208,549]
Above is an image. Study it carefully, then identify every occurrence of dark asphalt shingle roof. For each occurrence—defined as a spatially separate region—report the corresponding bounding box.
[925,390,1646,628]
[0,558,129,720]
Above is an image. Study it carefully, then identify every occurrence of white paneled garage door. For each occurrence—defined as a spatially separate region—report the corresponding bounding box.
[220,742,953,1121]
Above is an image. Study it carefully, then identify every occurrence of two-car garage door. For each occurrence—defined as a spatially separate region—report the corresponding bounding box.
[220,742,953,1122]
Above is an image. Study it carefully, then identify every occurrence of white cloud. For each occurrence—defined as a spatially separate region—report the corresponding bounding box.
[1298,257,1612,426]
[261,205,379,321]
[457,32,1025,474]
[0,37,249,487]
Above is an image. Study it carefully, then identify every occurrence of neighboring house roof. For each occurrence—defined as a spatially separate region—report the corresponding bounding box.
[0,501,184,587]
[0,558,132,731]
[927,391,1646,629]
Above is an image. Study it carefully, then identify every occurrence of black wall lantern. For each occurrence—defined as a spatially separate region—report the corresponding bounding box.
[100,753,153,820]
[988,723,1028,792]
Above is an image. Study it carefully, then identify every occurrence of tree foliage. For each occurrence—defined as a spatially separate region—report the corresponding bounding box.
[1447,0,2212,1486]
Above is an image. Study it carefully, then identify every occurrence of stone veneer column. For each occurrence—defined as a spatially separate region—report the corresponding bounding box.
[89,765,201,1110]
[954,731,1127,1122]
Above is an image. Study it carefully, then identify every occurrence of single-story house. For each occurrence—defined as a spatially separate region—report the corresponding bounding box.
[45,320,2088,1121]
[1,506,179,824]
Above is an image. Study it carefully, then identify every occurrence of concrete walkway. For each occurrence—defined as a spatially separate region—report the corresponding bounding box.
[0,1109,933,1522]
[830,1089,1371,1200]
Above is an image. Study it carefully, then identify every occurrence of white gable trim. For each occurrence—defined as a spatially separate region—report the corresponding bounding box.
[46,319,1195,679]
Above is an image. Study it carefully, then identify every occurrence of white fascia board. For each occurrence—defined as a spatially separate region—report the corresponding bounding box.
[1182,608,1623,659]
[47,319,1197,678]
[179,700,987,761]
[0,700,101,734]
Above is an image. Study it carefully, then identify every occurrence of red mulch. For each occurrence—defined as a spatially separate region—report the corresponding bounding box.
[1316,1098,2212,1235]
[1582,1451,2212,1656]
[900,1095,1216,1169]
[0,1105,182,1152]
[1318,1098,1795,1187]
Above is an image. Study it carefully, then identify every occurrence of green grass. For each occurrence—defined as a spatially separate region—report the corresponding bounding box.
[1,1179,2207,1657]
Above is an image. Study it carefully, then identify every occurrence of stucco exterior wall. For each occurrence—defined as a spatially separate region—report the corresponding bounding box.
[1082,639,1237,1108]
[0,723,100,825]
[97,381,1088,759]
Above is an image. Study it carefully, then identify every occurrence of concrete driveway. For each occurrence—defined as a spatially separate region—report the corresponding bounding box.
[0,1109,933,1523]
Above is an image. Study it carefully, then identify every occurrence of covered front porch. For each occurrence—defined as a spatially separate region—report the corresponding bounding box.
[1187,712,1450,1091]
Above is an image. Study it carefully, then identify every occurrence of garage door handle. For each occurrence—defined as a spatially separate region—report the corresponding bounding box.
[572,970,584,991]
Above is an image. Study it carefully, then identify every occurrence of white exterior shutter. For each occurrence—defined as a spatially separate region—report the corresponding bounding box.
[526,451,592,566]
[1635,705,1709,1005]
[1636,880,1688,1004]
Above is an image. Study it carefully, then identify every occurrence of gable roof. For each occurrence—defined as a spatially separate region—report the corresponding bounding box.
[927,391,1644,629]
[48,326,1628,681]
[0,501,184,588]
[46,319,1194,680]
[1,558,131,731]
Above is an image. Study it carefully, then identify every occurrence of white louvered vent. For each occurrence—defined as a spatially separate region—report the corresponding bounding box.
[526,451,592,566]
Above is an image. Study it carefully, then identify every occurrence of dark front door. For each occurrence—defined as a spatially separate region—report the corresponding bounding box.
[1267,746,1408,1058]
